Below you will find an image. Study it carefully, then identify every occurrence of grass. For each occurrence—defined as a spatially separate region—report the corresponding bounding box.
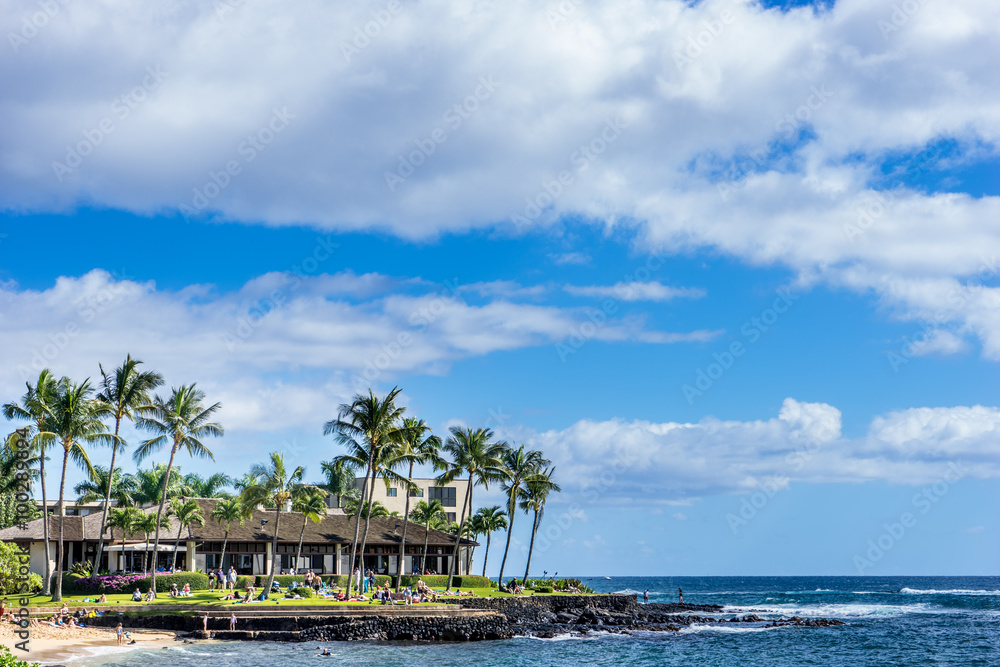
[28,586,581,610]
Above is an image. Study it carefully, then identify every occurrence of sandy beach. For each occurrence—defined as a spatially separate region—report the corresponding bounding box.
[0,623,179,665]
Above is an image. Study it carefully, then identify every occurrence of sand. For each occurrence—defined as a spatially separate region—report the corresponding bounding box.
[0,622,179,664]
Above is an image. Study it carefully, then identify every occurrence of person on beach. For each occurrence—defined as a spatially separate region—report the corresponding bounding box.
[116,623,124,645]
[353,567,360,591]
[202,613,208,633]
[229,612,237,631]
[644,589,649,604]
[678,587,683,603]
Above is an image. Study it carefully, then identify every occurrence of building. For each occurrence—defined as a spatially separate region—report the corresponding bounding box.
[348,477,469,523]
[37,501,111,517]
[0,498,477,578]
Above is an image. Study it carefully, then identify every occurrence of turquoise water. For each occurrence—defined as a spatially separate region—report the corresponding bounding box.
[66,576,1000,666]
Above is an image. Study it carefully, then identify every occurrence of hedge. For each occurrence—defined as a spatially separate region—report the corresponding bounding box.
[140,572,210,593]
[292,586,314,598]
[533,586,554,594]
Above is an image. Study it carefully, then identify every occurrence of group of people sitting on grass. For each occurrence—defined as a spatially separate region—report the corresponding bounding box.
[168,582,193,597]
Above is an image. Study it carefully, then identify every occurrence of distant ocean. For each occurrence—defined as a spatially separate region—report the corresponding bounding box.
[70,576,1000,666]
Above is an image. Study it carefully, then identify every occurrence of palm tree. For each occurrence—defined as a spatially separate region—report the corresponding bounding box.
[181,472,233,498]
[389,417,442,590]
[240,452,304,597]
[74,466,137,507]
[318,458,357,508]
[167,498,204,571]
[134,512,168,574]
[210,497,250,573]
[92,356,163,577]
[291,486,328,573]
[496,445,548,585]
[47,377,115,601]
[133,464,183,507]
[520,467,561,585]
[471,505,507,578]
[3,370,58,593]
[0,430,41,530]
[438,426,508,590]
[344,498,390,518]
[107,506,142,571]
[133,384,223,592]
[408,499,445,574]
[323,387,410,597]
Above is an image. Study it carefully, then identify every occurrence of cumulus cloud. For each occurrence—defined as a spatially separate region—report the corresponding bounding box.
[564,281,706,302]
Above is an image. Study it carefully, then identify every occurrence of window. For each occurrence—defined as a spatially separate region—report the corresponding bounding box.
[430,486,457,507]
[446,512,456,523]
[387,488,397,497]
[409,487,423,497]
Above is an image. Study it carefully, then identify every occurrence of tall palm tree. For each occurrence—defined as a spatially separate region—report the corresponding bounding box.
[438,426,508,590]
[471,505,507,578]
[106,506,142,569]
[180,472,232,498]
[3,370,58,593]
[496,445,548,585]
[389,417,442,590]
[408,499,445,574]
[132,464,182,507]
[520,467,561,585]
[291,486,327,573]
[344,498,390,518]
[134,512,168,574]
[74,466,137,507]
[240,452,304,597]
[47,377,115,601]
[167,497,204,571]
[133,384,223,591]
[323,387,410,596]
[318,458,357,508]
[92,356,163,577]
[210,497,250,573]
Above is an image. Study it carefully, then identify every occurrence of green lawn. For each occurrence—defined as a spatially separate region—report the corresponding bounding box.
[29,587,577,609]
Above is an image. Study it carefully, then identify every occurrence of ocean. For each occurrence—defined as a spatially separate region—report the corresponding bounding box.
[69,576,1000,666]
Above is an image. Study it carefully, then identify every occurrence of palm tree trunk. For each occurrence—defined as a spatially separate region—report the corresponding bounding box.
[496,498,518,586]
[52,446,70,601]
[422,517,430,575]
[263,508,281,598]
[38,439,51,595]
[171,522,183,571]
[482,532,491,578]
[522,509,540,585]
[394,462,414,592]
[90,418,121,576]
[149,442,180,590]
[446,481,473,591]
[143,534,151,573]
[346,459,371,597]
[356,475,378,591]
[219,528,229,573]
[295,516,307,574]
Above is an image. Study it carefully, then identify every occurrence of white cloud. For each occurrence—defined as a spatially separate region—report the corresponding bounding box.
[672,512,688,521]
[564,281,706,302]
[548,252,591,266]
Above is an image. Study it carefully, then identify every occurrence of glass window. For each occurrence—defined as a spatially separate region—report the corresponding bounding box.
[429,486,457,507]
[446,512,456,523]
[409,487,423,497]
[387,488,397,497]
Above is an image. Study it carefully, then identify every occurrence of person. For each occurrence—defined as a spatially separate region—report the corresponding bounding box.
[229,612,237,631]
[182,582,192,597]
[169,583,179,597]
[116,622,124,646]
[98,593,107,603]
[353,567,360,592]
[146,587,156,602]
[202,613,208,633]
[678,587,683,604]
[209,569,216,591]
[644,589,649,604]
[132,588,142,602]
[316,648,332,656]
[229,566,237,591]
[0,598,6,617]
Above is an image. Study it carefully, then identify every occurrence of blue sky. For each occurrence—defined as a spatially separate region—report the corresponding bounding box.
[1,0,999,576]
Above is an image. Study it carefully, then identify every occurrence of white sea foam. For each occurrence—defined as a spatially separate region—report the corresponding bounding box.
[722,602,938,619]
[679,624,785,635]
[899,588,1000,596]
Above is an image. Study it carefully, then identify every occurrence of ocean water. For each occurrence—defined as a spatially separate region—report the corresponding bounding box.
[67,576,1000,666]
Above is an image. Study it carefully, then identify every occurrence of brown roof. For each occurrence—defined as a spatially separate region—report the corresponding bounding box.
[0,498,477,547]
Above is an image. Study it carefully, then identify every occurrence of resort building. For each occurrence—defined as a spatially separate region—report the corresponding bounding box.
[347,477,468,523]
[0,498,476,579]
[37,500,110,516]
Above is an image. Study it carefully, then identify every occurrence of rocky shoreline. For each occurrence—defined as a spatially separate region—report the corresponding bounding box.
[82,594,844,642]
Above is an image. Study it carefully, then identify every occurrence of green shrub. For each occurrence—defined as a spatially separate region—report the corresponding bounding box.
[292,586,314,598]
[70,561,92,576]
[397,574,489,589]
[534,586,554,594]
[0,645,39,667]
[137,572,210,593]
